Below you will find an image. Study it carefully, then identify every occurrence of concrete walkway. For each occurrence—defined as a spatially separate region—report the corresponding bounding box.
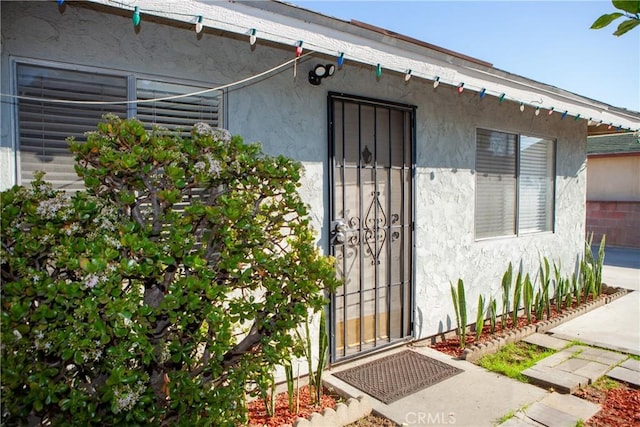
[324,345,549,427]
[323,247,639,426]
[549,246,640,355]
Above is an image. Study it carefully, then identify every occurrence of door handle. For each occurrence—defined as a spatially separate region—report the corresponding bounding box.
[331,219,348,245]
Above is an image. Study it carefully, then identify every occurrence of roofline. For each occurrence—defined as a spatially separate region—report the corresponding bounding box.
[79,0,640,131]
[588,152,640,158]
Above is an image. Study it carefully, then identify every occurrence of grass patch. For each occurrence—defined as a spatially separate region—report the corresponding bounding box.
[591,376,621,391]
[495,403,529,425]
[495,409,516,425]
[478,342,556,383]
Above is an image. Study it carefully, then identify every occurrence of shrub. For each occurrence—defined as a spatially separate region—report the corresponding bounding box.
[1,115,338,425]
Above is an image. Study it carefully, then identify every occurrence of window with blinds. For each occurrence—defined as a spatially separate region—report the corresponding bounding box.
[136,79,220,136]
[475,128,555,239]
[519,136,555,234]
[16,62,222,190]
[17,64,128,190]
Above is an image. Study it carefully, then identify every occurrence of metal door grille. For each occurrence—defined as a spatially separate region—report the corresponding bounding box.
[328,93,415,362]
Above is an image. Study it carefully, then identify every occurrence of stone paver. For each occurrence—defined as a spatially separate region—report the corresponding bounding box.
[579,347,628,365]
[498,392,601,427]
[538,392,601,422]
[521,364,589,394]
[524,402,581,427]
[536,348,584,368]
[607,366,640,388]
[621,358,640,371]
[522,333,570,350]
[499,416,545,426]
[573,361,612,383]
[522,343,630,392]
[554,357,590,373]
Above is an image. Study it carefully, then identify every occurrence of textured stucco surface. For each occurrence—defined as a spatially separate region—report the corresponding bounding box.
[1,2,588,343]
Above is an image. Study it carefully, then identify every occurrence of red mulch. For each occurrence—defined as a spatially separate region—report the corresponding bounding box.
[247,385,337,427]
[574,383,640,427]
[430,296,601,358]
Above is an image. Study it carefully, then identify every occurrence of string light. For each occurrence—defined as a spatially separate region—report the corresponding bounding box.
[132,6,141,26]
[33,2,640,133]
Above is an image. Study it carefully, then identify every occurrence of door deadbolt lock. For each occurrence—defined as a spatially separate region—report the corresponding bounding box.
[331,219,348,245]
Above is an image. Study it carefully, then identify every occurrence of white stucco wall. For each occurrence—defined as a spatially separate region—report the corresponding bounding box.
[1,2,587,345]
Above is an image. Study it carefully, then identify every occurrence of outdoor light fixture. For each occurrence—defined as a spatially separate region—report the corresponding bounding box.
[308,63,336,85]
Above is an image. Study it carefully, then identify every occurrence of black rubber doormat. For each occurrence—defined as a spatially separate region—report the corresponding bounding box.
[333,350,463,404]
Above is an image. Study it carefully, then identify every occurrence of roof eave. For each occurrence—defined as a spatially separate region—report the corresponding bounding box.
[82,0,640,132]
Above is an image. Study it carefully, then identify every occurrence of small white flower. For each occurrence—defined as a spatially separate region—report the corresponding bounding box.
[12,330,22,340]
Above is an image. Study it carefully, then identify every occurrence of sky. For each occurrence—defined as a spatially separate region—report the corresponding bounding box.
[292,1,640,112]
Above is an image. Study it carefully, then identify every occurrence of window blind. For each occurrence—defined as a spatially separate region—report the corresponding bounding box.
[16,62,223,191]
[475,129,517,239]
[519,137,555,234]
[135,79,220,136]
[17,64,127,190]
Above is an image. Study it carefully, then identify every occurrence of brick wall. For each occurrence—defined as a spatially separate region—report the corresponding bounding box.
[586,201,640,248]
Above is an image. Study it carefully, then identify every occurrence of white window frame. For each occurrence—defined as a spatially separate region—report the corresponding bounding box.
[11,57,224,189]
[475,127,556,240]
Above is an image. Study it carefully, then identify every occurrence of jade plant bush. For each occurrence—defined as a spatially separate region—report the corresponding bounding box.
[1,115,338,426]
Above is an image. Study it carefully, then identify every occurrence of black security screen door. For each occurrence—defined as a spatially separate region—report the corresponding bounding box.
[328,93,415,362]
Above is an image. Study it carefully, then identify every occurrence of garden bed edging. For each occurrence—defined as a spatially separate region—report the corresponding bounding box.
[461,288,630,363]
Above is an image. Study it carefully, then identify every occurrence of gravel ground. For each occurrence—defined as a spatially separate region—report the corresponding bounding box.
[346,413,399,426]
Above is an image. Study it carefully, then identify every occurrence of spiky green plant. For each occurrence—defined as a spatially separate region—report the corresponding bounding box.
[534,289,544,321]
[313,309,329,403]
[284,362,295,413]
[581,260,595,303]
[523,274,533,324]
[565,290,573,310]
[572,271,581,306]
[553,261,565,313]
[476,294,486,340]
[512,271,523,327]
[539,256,551,319]
[450,279,468,349]
[488,297,497,334]
[587,234,606,296]
[501,263,513,329]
